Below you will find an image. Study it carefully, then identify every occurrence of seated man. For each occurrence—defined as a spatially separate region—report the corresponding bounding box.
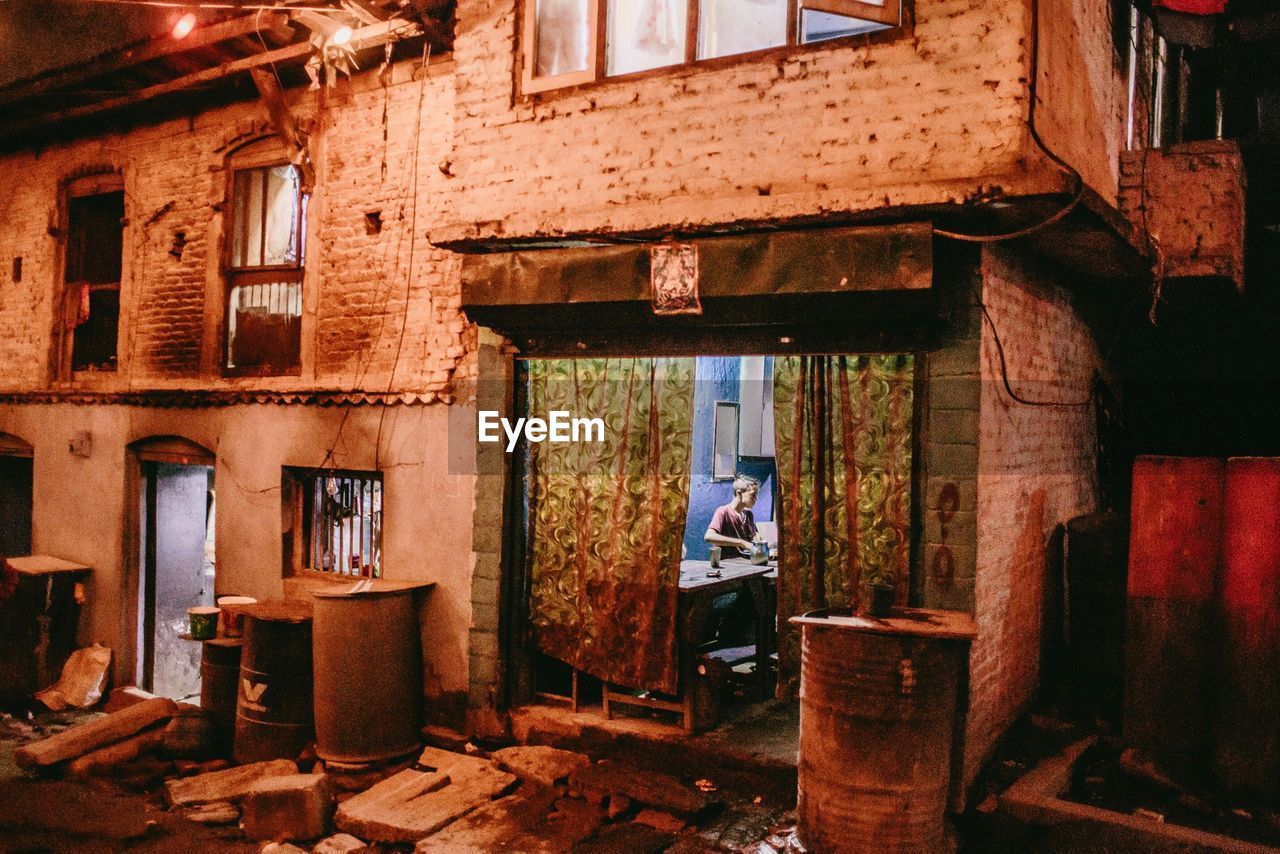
[704,475,760,559]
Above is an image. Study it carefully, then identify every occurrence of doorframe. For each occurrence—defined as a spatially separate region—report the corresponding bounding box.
[123,436,215,691]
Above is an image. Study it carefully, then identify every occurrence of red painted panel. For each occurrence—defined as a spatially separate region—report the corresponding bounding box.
[1128,456,1223,600]
[1215,457,1280,797]
[1223,458,1280,633]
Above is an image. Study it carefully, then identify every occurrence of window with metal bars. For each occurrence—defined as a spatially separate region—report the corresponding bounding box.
[286,469,383,579]
[224,142,306,377]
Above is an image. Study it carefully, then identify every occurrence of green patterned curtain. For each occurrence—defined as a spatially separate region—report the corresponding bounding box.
[773,354,914,692]
[526,358,695,694]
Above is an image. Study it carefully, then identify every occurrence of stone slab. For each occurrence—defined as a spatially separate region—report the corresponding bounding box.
[335,748,517,843]
[15,697,177,770]
[66,726,165,777]
[569,761,715,818]
[184,801,241,826]
[165,758,298,806]
[242,773,332,842]
[415,788,605,854]
[313,833,372,854]
[491,745,591,787]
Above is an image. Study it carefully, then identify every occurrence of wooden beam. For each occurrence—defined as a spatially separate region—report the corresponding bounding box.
[249,66,315,189]
[0,13,290,110]
[4,20,422,141]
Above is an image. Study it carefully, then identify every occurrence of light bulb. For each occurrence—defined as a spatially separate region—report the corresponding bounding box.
[172,12,197,39]
[330,25,353,46]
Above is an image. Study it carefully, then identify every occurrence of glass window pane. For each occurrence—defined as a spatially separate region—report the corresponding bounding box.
[263,166,301,266]
[231,169,263,268]
[535,0,591,77]
[697,0,786,60]
[607,0,688,75]
[799,8,889,43]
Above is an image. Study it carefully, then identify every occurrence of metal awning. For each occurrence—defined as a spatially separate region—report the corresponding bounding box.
[461,223,936,355]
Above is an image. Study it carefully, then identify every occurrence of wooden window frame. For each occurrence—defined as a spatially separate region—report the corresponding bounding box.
[518,0,903,94]
[222,143,306,378]
[57,173,125,381]
[283,468,384,583]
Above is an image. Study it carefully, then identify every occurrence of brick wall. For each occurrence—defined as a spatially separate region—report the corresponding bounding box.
[1035,0,1129,205]
[438,0,1055,243]
[964,244,1100,788]
[0,56,471,396]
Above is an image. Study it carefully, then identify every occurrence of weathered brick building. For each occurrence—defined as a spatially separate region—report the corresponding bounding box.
[0,0,1248,807]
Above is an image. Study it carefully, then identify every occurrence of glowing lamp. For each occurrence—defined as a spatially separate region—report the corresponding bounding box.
[330,25,353,46]
[172,13,197,39]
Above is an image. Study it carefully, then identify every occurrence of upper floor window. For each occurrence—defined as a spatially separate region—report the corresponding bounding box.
[60,174,124,375]
[224,141,306,377]
[521,0,901,92]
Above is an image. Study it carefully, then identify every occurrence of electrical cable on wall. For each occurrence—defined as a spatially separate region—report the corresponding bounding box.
[933,0,1084,243]
[981,303,1094,408]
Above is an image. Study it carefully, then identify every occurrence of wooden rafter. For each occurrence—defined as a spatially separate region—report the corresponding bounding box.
[0,13,291,110]
[5,20,423,139]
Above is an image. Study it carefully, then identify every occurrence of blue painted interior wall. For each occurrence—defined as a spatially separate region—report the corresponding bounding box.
[683,356,777,560]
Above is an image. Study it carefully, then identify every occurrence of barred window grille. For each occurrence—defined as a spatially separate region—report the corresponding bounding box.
[303,472,383,578]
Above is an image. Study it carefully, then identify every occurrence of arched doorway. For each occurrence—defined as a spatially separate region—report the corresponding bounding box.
[0,433,34,560]
[129,436,215,700]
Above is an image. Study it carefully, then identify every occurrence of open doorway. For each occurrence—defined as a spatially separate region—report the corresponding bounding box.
[514,354,915,749]
[131,438,215,700]
[0,433,34,560]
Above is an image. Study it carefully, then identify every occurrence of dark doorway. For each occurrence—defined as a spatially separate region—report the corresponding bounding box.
[0,449,33,560]
[139,461,215,699]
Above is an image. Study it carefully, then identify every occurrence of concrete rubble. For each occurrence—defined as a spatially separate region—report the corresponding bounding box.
[5,706,799,851]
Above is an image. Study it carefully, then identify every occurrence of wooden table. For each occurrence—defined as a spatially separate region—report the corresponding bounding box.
[604,558,777,732]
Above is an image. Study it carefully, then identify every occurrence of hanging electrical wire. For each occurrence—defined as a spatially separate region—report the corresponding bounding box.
[933,0,1085,243]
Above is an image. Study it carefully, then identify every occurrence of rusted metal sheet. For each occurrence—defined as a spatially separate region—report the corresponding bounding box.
[312,581,428,764]
[1126,456,1223,600]
[462,223,932,311]
[234,603,314,764]
[1214,457,1280,799]
[792,609,974,853]
[1124,456,1223,780]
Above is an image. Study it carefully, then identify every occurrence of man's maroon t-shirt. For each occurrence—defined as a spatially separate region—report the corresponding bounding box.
[709,504,757,558]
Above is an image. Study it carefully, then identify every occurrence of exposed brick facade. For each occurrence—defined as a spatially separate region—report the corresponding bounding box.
[0,0,1131,781]
[964,245,1101,788]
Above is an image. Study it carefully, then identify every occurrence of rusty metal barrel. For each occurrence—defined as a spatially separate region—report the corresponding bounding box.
[792,608,975,854]
[199,636,242,750]
[1214,457,1280,799]
[234,600,314,764]
[1124,456,1223,780]
[312,580,427,764]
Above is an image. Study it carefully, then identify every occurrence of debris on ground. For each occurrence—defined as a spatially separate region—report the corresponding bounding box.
[2,702,795,852]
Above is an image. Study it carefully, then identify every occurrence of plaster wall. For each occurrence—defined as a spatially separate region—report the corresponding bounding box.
[0,401,477,725]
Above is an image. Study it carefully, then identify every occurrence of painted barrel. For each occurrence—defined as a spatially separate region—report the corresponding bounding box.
[199,636,242,750]
[1214,457,1280,799]
[313,581,425,764]
[233,601,314,764]
[1124,456,1223,780]
[792,609,974,854]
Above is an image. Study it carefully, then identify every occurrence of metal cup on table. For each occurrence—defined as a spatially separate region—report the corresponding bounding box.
[710,546,721,568]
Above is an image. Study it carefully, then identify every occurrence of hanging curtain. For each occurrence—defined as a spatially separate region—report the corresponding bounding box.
[526,357,695,693]
[773,354,914,692]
